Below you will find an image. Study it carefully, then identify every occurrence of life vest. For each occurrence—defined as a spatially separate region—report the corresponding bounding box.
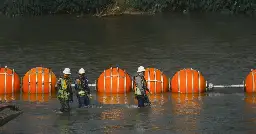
[57,78,70,100]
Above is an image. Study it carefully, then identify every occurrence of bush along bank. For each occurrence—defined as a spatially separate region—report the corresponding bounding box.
[0,0,256,17]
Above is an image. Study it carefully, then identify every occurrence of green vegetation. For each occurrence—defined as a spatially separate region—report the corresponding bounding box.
[0,0,256,17]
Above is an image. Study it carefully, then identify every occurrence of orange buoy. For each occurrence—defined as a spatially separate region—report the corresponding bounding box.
[132,68,169,94]
[97,67,132,94]
[97,93,131,104]
[0,93,20,102]
[23,67,57,94]
[22,93,56,102]
[171,68,206,93]
[244,69,256,93]
[0,66,20,94]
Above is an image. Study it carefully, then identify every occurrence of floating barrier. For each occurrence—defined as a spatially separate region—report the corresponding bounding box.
[2,65,256,95]
[171,68,207,93]
[0,66,20,94]
[132,68,169,94]
[22,67,57,94]
[97,67,132,94]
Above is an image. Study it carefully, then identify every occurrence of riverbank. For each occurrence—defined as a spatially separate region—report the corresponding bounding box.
[0,0,256,17]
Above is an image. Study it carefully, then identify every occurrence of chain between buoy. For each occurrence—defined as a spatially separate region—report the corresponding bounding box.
[206,82,245,90]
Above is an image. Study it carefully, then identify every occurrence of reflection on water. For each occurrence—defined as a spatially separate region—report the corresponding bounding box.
[97,93,132,104]
[0,92,57,103]
[0,93,20,102]
[101,108,124,120]
[170,93,205,132]
[171,93,204,115]
[242,93,256,134]
[147,93,170,105]
[244,93,256,104]
[1,91,256,133]
[54,115,72,134]
[21,93,57,102]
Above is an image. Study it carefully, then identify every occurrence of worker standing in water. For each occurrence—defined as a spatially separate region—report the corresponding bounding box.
[74,68,92,108]
[55,68,73,113]
[134,66,151,108]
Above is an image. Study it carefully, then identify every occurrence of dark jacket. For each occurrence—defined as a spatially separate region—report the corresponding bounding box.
[74,76,90,97]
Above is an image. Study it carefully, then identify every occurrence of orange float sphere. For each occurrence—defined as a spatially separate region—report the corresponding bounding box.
[23,67,57,94]
[133,68,169,94]
[244,69,256,93]
[97,67,132,94]
[97,93,131,104]
[22,93,56,102]
[0,67,20,94]
[171,68,206,93]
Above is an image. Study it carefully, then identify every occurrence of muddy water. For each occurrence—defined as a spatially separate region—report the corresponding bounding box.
[0,13,256,133]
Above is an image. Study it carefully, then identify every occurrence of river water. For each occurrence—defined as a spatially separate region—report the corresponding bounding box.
[0,13,256,133]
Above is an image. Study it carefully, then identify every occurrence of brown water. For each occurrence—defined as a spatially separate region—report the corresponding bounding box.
[0,13,256,133]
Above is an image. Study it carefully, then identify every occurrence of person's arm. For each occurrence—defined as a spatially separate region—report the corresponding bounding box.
[143,77,151,94]
[68,78,73,92]
[74,78,80,98]
[68,78,73,101]
[85,77,91,95]
[74,78,79,90]
[55,78,62,91]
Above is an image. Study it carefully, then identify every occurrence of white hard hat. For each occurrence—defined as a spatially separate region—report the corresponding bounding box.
[137,66,146,72]
[63,68,71,74]
[78,68,85,74]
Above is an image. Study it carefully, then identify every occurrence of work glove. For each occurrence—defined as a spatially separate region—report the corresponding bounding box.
[89,94,92,99]
[69,97,73,103]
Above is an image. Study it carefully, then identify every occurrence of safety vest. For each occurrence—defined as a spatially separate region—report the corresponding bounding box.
[134,75,146,96]
[57,78,70,100]
[76,79,87,96]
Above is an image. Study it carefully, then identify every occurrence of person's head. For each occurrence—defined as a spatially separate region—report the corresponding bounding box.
[78,68,85,78]
[63,68,71,78]
[137,66,145,76]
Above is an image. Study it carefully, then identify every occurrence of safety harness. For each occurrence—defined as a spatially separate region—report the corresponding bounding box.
[76,79,87,96]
